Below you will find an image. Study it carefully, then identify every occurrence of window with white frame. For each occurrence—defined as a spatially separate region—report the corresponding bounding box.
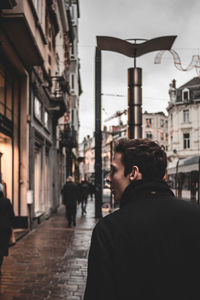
[146,131,153,139]
[160,119,164,127]
[182,88,190,102]
[34,96,42,121]
[33,0,42,21]
[71,4,77,24]
[160,131,164,141]
[146,118,152,128]
[183,133,190,149]
[44,110,49,129]
[71,42,75,57]
[183,109,189,123]
[71,74,75,91]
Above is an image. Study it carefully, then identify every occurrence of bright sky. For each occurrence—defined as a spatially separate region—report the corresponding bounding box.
[78,0,200,142]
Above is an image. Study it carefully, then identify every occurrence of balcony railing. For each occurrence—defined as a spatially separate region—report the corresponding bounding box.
[60,125,77,149]
[50,76,69,100]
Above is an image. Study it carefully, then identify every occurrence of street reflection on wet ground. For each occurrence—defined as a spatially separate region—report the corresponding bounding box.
[0,199,97,300]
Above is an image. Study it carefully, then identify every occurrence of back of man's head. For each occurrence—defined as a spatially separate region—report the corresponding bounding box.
[115,138,167,180]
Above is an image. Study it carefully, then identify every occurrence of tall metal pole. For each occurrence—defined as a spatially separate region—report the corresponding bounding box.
[95,47,102,218]
[96,35,176,140]
[128,67,142,138]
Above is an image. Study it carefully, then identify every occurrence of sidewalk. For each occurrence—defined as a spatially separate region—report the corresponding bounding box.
[0,199,98,300]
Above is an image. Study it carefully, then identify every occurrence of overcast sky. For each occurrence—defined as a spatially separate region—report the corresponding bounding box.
[78,0,200,142]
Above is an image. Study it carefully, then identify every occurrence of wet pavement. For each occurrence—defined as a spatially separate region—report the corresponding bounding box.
[0,199,98,300]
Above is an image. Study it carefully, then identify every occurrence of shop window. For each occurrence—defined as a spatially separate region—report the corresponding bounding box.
[0,133,12,200]
[0,68,13,120]
[34,148,42,213]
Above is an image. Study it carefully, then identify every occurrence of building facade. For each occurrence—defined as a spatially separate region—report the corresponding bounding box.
[59,0,81,182]
[142,111,168,150]
[167,77,200,161]
[0,0,80,228]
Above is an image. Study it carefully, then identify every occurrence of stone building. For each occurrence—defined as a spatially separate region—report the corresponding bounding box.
[59,0,81,182]
[142,111,168,150]
[0,0,80,228]
[167,77,200,161]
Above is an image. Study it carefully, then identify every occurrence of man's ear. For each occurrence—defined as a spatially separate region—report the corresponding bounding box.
[129,166,141,181]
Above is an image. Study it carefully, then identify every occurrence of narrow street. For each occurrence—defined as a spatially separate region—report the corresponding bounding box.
[0,200,97,300]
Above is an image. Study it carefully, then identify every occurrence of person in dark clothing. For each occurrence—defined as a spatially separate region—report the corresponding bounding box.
[0,191,15,274]
[88,182,95,200]
[79,180,89,215]
[84,138,200,300]
[61,176,79,228]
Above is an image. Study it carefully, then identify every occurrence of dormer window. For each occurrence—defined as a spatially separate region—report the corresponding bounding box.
[182,88,190,102]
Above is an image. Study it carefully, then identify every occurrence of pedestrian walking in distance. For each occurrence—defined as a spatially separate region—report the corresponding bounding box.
[0,189,15,275]
[79,180,89,215]
[84,138,200,300]
[61,176,79,228]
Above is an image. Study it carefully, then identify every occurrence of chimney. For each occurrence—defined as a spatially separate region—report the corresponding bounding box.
[172,79,176,88]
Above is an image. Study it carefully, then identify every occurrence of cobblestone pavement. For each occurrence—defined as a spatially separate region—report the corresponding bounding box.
[0,199,98,300]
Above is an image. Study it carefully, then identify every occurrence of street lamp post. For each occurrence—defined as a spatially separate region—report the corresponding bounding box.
[95,47,102,218]
[95,35,177,217]
[128,67,142,138]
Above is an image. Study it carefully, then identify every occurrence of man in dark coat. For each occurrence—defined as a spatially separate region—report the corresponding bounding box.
[0,191,15,274]
[61,176,79,227]
[84,138,200,300]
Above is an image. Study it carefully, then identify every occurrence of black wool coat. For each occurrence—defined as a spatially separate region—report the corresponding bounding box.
[84,179,200,300]
[0,196,15,256]
[61,181,80,207]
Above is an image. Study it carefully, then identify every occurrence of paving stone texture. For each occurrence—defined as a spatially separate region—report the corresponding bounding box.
[0,200,98,300]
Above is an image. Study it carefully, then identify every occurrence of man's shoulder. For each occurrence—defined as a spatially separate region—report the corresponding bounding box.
[64,181,76,186]
[95,209,121,232]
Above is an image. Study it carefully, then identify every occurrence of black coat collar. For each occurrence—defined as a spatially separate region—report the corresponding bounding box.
[120,179,174,208]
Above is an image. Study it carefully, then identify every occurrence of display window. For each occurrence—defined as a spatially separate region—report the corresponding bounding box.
[0,132,12,200]
[34,147,42,213]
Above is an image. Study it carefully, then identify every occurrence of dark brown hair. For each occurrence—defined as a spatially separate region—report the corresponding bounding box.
[114,138,167,179]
